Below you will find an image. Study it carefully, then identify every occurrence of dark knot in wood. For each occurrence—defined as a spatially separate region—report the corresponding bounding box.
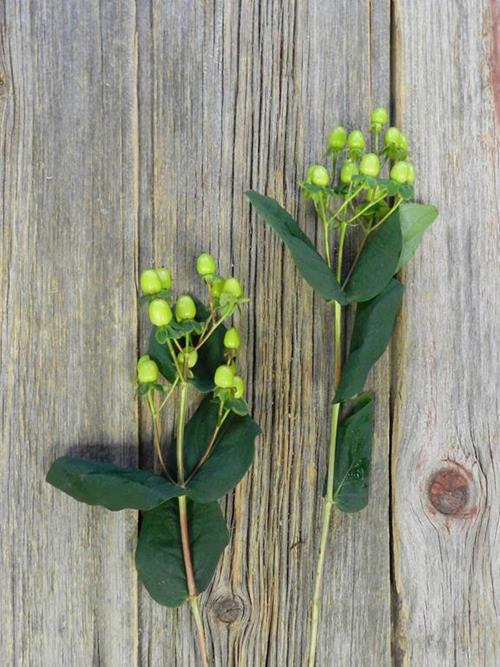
[428,468,469,515]
[213,595,244,624]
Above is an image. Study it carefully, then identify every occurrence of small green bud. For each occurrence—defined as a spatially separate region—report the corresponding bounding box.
[214,364,236,389]
[155,267,172,290]
[328,126,348,150]
[137,358,159,384]
[384,126,401,147]
[224,327,241,350]
[210,277,225,299]
[196,253,217,277]
[175,295,196,321]
[390,161,410,184]
[177,348,198,369]
[140,269,162,295]
[149,299,173,327]
[223,277,243,299]
[406,162,416,184]
[340,159,359,185]
[371,107,389,127]
[348,130,365,151]
[307,164,330,187]
[233,376,245,399]
[359,153,381,177]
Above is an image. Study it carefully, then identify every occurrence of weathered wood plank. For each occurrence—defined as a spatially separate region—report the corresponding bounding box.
[0,2,139,665]
[392,1,500,665]
[137,1,392,664]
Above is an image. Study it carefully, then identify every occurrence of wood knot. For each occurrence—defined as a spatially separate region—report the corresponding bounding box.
[428,468,469,515]
[212,595,244,624]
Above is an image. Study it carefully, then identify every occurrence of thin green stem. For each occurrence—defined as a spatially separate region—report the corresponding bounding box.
[330,185,363,223]
[157,377,180,413]
[146,391,173,481]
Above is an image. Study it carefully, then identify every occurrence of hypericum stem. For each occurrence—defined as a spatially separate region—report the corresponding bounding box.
[146,392,173,482]
[308,221,346,667]
[176,381,210,666]
[185,408,230,485]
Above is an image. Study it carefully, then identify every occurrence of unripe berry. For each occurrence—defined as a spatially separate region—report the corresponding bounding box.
[137,354,151,368]
[348,130,365,151]
[155,267,172,290]
[214,364,236,389]
[224,327,241,350]
[140,269,162,295]
[390,161,410,184]
[149,299,173,327]
[384,126,401,147]
[398,132,408,151]
[233,376,245,399]
[196,253,217,277]
[137,358,159,384]
[340,159,359,185]
[359,153,381,177]
[307,164,330,187]
[328,126,348,150]
[223,277,243,299]
[175,295,196,321]
[177,348,198,369]
[406,162,416,184]
[210,278,224,299]
[371,107,389,127]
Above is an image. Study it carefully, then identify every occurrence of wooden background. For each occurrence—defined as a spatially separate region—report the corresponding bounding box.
[1,1,499,665]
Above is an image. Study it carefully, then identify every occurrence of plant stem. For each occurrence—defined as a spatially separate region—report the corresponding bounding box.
[176,381,210,666]
[308,222,347,666]
[146,392,173,482]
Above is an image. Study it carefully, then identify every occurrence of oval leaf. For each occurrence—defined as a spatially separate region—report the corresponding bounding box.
[46,456,183,511]
[345,210,402,302]
[135,498,229,607]
[148,328,177,383]
[396,203,438,271]
[245,190,349,305]
[335,278,404,401]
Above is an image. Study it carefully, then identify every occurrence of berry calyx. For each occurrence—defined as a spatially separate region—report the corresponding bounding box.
[140,269,162,295]
[223,277,243,299]
[177,347,198,369]
[155,267,172,290]
[359,153,381,177]
[384,126,401,147]
[233,376,245,399]
[371,107,389,127]
[196,253,217,277]
[328,126,348,150]
[307,164,330,187]
[390,161,410,184]
[224,327,241,350]
[137,354,151,368]
[175,295,197,321]
[214,364,236,389]
[149,299,173,327]
[340,159,359,185]
[137,358,159,384]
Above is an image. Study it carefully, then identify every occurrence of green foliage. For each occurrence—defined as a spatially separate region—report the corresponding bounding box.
[396,203,439,271]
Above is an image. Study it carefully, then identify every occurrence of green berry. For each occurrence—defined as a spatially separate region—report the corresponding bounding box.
[233,376,245,399]
[406,162,416,184]
[390,161,410,184]
[398,132,408,150]
[223,277,243,299]
[384,126,401,147]
[359,153,381,177]
[149,299,173,327]
[177,348,198,369]
[307,164,330,187]
[155,267,171,290]
[214,364,236,389]
[328,126,347,150]
[196,253,217,277]
[137,359,159,384]
[348,130,365,151]
[210,277,224,299]
[340,159,359,185]
[371,107,389,127]
[224,327,241,350]
[175,295,196,321]
[140,269,162,295]
[137,354,151,368]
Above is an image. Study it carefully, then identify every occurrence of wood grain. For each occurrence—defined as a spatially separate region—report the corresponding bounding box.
[391,0,500,665]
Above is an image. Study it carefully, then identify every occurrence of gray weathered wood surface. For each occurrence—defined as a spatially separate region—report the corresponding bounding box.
[0,1,498,665]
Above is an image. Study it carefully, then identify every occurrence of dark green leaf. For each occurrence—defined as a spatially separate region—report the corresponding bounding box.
[135,498,229,607]
[396,203,438,271]
[336,278,404,401]
[46,457,183,511]
[161,319,204,341]
[299,181,341,198]
[191,325,226,392]
[345,210,402,302]
[149,328,177,383]
[225,397,249,416]
[245,190,349,305]
[334,394,373,512]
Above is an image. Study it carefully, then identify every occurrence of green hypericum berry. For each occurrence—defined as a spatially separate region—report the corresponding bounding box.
[214,364,236,389]
[196,253,217,277]
[359,153,381,177]
[137,358,159,384]
[137,354,151,368]
[348,130,365,151]
[155,267,172,290]
[210,277,225,299]
[384,126,401,147]
[224,327,241,350]
[328,126,348,150]
[398,132,408,150]
[223,277,243,298]
[233,376,245,399]
[390,161,410,184]
[140,269,162,295]
[371,107,389,127]
[177,348,198,369]
[340,159,359,185]
[307,164,330,187]
[175,295,196,321]
[149,299,173,327]
[406,162,416,184]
